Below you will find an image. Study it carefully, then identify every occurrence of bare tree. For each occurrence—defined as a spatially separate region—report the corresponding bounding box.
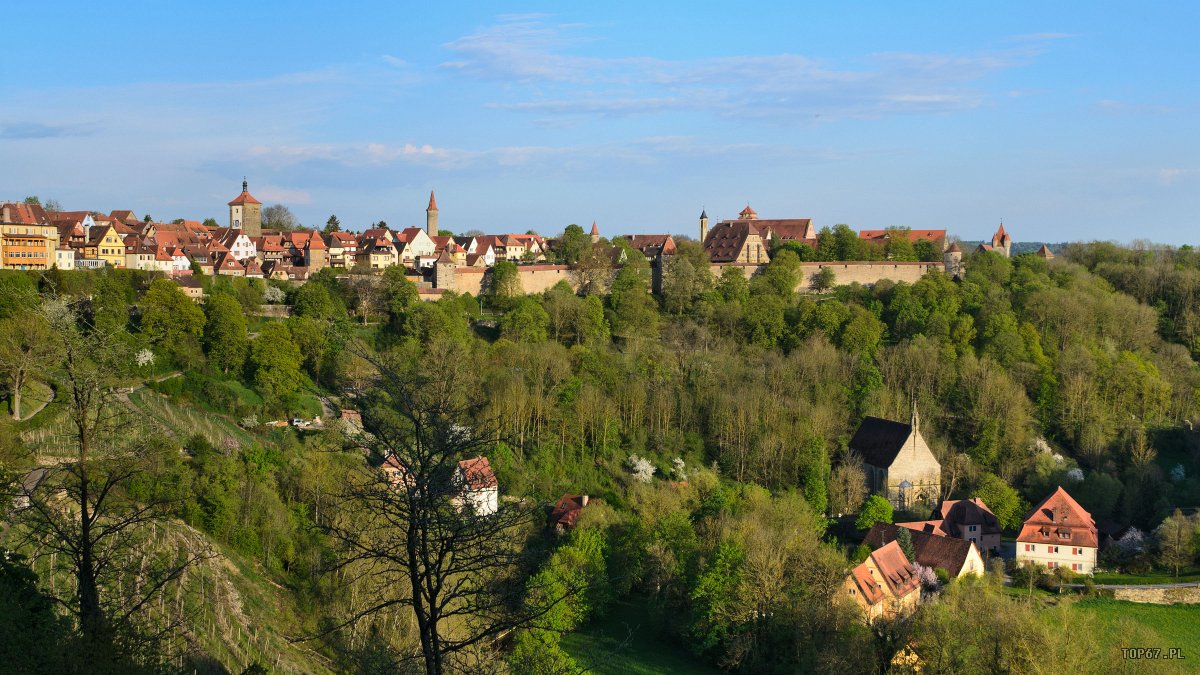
[316,341,572,674]
[828,457,868,517]
[13,303,208,668]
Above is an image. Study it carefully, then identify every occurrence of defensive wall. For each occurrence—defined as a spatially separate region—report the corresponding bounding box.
[710,261,942,292]
[425,260,945,300]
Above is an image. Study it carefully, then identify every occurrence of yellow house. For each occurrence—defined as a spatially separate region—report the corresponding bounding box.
[843,540,921,624]
[0,222,60,270]
[85,223,126,268]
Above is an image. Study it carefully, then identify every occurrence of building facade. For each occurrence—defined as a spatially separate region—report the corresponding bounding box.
[851,407,942,510]
[1016,486,1098,574]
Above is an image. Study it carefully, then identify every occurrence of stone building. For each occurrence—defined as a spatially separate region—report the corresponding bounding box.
[976,223,1011,257]
[850,407,941,510]
[426,190,438,237]
[228,178,263,238]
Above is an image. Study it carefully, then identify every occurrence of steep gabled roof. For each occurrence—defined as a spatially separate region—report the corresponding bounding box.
[850,562,884,605]
[457,457,497,491]
[702,221,758,263]
[934,498,1001,535]
[870,540,920,597]
[849,416,914,469]
[550,494,588,529]
[1018,486,1097,548]
[865,523,980,577]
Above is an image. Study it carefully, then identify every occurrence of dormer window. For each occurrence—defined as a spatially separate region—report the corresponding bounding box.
[1058,530,1070,539]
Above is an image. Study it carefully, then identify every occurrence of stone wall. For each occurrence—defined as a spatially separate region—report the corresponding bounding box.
[1110,585,1200,604]
[450,264,573,297]
[710,261,944,292]
[435,260,943,299]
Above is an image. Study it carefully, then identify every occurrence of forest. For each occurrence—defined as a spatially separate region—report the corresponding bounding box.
[1,235,1199,674]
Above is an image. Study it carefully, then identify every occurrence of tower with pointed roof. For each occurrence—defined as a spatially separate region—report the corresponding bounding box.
[426,191,439,237]
[590,221,600,244]
[228,178,262,238]
[943,241,963,276]
[699,209,708,243]
[739,204,758,220]
[991,223,1012,257]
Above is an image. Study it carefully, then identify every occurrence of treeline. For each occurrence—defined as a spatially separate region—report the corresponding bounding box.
[2,238,1199,672]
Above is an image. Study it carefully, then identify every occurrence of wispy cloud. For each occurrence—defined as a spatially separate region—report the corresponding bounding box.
[441,17,1042,122]
[0,121,91,139]
[1096,99,1179,115]
[1158,168,1192,186]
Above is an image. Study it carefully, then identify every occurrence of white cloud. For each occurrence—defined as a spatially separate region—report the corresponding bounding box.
[1158,168,1191,186]
[441,17,1037,122]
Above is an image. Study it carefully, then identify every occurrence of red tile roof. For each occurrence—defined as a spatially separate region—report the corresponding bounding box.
[702,221,760,263]
[457,456,497,491]
[871,540,920,598]
[739,204,757,219]
[550,494,588,528]
[228,190,261,206]
[1018,486,1097,548]
[858,229,947,243]
[850,562,884,605]
[865,523,980,577]
[428,190,438,211]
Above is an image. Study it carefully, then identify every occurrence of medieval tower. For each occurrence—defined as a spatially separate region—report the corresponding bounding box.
[426,190,439,237]
[699,209,709,242]
[943,242,963,276]
[991,223,1012,257]
[228,178,262,237]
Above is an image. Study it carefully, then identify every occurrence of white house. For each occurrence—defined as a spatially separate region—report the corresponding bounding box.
[398,227,437,267]
[452,457,499,516]
[216,228,257,261]
[1016,486,1098,574]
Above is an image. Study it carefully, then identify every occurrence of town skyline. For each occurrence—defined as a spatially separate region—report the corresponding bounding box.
[2,3,1197,243]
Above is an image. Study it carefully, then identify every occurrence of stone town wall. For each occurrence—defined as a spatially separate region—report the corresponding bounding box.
[1110,585,1200,604]
[711,261,943,292]
[450,265,573,297]
[436,261,943,299]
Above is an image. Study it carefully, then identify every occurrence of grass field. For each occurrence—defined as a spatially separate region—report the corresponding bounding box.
[1071,597,1200,672]
[560,600,719,675]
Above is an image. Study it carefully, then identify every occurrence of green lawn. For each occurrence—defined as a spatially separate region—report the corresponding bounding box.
[1072,597,1200,671]
[560,600,719,675]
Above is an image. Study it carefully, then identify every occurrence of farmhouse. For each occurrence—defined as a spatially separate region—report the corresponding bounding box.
[1016,486,1098,574]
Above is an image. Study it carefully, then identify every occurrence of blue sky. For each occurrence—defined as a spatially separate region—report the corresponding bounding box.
[1,2,1197,242]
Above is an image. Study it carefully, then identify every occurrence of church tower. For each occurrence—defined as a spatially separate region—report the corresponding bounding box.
[426,190,439,237]
[228,178,262,238]
[699,209,709,242]
[590,221,600,243]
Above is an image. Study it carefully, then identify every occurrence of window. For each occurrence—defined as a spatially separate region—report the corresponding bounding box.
[1059,531,1070,539]
[969,525,977,532]
[1072,563,1080,571]
[1050,546,1059,554]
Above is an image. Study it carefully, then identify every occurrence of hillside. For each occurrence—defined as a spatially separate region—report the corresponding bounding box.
[3,241,1200,672]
